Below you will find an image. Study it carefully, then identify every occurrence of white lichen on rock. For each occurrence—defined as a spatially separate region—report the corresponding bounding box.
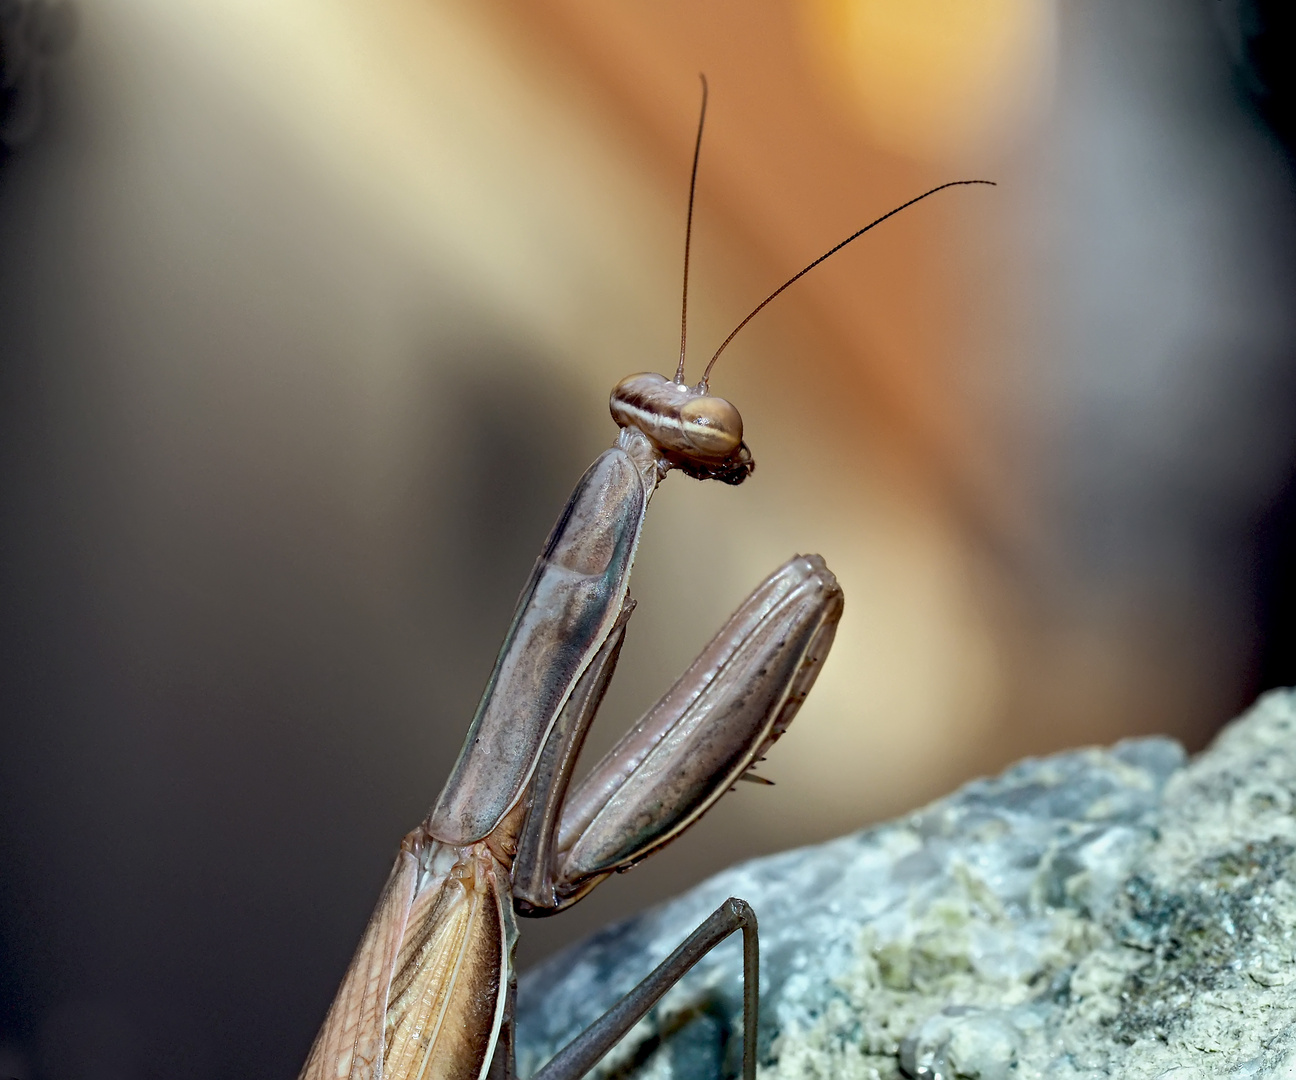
[516,691,1296,1080]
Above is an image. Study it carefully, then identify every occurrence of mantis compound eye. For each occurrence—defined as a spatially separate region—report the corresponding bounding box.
[609,372,751,483]
[678,395,743,459]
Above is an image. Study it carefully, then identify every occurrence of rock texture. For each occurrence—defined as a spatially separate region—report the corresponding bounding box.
[516,690,1296,1079]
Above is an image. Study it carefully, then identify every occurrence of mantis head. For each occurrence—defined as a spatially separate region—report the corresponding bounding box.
[609,372,754,485]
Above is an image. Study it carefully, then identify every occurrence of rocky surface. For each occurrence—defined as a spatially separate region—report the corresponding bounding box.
[515,690,1296,1079]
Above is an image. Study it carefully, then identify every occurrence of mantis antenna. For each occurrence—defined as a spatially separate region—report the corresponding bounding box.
[699,178,998,391]
[675,73,708,386]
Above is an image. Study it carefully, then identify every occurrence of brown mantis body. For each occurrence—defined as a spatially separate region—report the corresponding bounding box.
[297,79,990,1080]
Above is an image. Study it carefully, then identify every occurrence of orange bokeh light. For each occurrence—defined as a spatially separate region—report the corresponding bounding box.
[805,0,1056,162]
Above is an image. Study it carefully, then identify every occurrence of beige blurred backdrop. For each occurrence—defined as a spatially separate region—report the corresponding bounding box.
[2,1,1294,1077]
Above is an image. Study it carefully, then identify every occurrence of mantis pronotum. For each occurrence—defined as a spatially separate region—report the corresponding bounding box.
[297,79,990,1080]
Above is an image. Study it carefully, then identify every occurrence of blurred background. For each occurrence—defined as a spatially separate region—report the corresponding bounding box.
[1,0,1294,1076]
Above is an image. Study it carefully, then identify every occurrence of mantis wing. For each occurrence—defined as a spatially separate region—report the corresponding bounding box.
[299,841,513,1080]
[298,843,418,1080]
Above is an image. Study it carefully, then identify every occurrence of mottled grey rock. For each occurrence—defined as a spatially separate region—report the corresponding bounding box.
[516,690,1296,1079]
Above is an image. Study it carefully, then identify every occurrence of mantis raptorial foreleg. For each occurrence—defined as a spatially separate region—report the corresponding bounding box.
[300,524,841,1080]
[297,77,991,1080]
[512,552,840,917]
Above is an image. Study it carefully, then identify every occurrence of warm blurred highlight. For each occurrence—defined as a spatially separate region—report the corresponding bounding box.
[805,0,1056,162]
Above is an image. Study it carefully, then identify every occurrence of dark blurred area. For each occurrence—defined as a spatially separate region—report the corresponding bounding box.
[1,1,1295,1078]
[1218,0,1296,689]
[0,1,75,162]
[1220,0,1296,152]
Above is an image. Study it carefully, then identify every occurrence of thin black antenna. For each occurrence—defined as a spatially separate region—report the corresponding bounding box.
[675,74,709,385]
[700,179,996,389]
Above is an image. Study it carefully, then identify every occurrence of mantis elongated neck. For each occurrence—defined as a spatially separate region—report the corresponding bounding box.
[616,427,668,500]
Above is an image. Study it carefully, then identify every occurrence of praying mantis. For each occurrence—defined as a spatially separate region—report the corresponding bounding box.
[297,78,991,1080]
